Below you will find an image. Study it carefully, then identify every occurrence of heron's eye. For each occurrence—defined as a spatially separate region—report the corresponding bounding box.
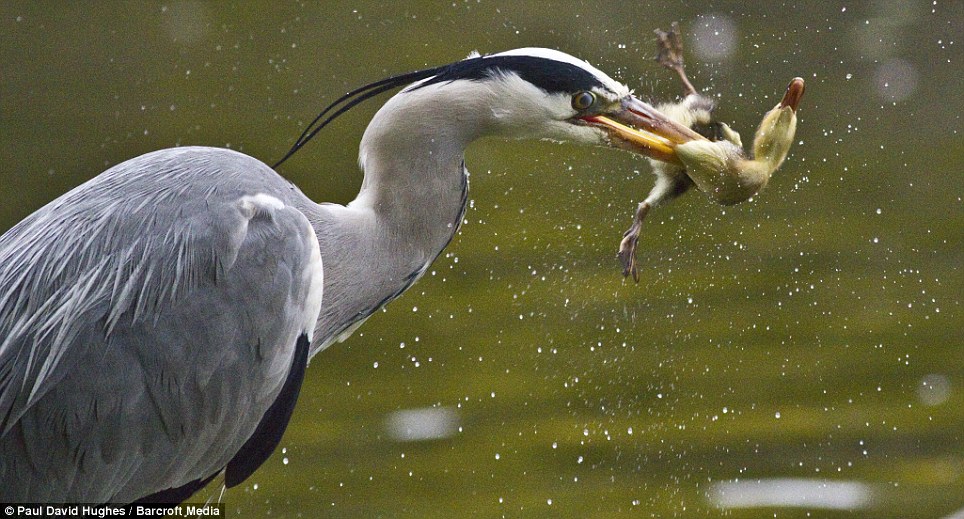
[571,91,596,111]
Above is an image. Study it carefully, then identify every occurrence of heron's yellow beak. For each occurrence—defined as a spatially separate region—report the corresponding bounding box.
[581,96,707,164]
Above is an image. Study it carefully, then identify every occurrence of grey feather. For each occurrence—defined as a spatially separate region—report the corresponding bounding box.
[0,147,324,501]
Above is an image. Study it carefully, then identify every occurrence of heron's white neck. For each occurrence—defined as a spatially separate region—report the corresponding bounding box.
[301,84,487,356]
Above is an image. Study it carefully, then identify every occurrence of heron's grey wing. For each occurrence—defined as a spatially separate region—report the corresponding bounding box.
[0,148,324,502]
[138,333,310,503]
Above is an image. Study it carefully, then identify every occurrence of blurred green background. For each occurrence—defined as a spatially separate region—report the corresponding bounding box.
[1,1,961,517]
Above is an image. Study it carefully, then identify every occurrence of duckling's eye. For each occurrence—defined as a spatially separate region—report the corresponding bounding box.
[571,91,596,111]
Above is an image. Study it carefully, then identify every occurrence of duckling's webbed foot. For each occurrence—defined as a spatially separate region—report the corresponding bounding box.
[655,22,698,97]
[617,202,650,283]
[617,174,694,281]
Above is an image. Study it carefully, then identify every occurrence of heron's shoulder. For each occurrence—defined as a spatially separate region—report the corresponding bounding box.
[20,146,307,234]
[125,146,267,169]
[98,146,283,191]
[0,146,317,339]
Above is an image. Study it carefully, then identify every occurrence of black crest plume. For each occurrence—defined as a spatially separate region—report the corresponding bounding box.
[272,65,448,168]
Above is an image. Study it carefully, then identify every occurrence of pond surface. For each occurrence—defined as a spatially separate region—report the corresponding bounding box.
[2,2,961,517]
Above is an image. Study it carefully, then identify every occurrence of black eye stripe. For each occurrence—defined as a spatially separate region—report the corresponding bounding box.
[412,55,606,95]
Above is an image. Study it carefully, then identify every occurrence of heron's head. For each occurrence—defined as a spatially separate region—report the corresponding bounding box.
[385,48,704,163]
[275,48,706,169]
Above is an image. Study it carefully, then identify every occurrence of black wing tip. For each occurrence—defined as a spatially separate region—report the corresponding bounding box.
[224,333,310,488]
[132,472,219,505]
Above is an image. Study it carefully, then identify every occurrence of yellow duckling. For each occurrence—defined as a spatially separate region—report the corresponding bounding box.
[618,23,804,281]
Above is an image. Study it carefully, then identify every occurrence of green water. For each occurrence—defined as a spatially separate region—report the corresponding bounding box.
[1,2,961,517]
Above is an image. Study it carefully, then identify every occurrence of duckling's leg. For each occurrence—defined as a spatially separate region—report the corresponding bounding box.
[618,173,693,281]
[618,24,705,281]
[655,22,698,97]
[618,24,706,282]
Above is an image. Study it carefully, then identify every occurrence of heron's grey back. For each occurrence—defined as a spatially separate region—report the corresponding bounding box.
[0,147,324,501]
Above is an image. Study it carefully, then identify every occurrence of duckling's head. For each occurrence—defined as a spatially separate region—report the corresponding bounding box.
[753,77,804,173]
[674,78,804,206]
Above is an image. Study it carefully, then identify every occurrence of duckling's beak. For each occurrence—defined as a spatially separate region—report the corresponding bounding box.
[581,96,708,164]
[780,77,806,112]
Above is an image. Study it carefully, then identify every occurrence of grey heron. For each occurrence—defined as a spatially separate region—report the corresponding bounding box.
[0,48,709,503]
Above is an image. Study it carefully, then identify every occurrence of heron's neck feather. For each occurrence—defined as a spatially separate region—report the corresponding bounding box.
[301,85,477,356]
